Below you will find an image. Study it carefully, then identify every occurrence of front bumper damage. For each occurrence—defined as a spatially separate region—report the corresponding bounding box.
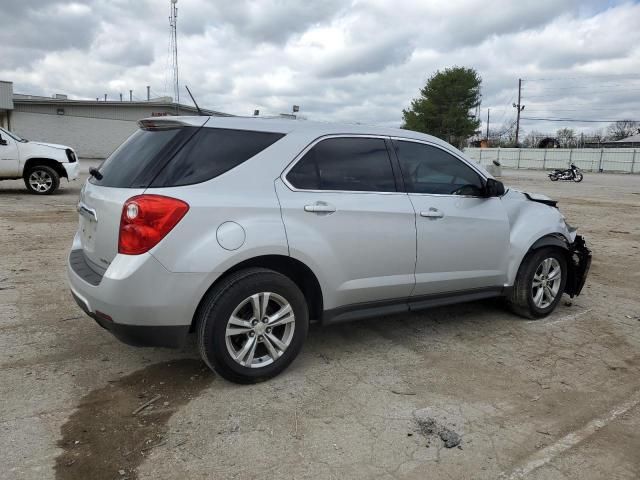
[565,235,592,297]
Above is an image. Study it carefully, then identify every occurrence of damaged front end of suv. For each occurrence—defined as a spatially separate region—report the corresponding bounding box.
[565,234,592,298]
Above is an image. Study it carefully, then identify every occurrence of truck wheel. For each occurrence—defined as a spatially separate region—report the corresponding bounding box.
[24,165,60,195]
[197,268,309,384]
[507,247,567,319]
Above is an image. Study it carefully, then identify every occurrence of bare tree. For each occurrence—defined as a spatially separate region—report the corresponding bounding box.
[493,122,517,147]
[606,120,640,141]
[522,130,545,148]
[556,128,576,148]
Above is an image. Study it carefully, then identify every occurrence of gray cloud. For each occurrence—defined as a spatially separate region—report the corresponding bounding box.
[0,2,98,51]
[315,32,415,78]
[177,0,346,43]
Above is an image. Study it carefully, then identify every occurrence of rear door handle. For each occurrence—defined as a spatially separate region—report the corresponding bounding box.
[420,209,444,219]
[304,203,336,213]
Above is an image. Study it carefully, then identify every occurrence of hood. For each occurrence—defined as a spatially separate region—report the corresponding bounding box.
[28,141,70,150]
[510,189,558,208]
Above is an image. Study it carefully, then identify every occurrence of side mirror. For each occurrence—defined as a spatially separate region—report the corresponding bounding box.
[485,178,505,197]
[0,136,7,146]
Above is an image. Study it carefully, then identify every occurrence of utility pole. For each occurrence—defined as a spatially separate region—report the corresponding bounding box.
[129,90,133,101]
[513,79,525,146]
[486,108,490,141]
[146,85,150,101]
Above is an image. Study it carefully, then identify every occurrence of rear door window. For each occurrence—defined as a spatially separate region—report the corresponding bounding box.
[151,128,285,187]
[286,137,396,192]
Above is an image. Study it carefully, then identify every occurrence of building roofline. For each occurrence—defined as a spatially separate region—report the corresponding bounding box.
[12,96,232,117]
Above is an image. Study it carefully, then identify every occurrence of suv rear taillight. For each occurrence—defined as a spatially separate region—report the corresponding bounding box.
[118,195,189,255]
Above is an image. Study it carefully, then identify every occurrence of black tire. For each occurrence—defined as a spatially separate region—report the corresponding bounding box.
[507,247,567,319]
[24,165,60,195]
[549,174,559,181]
[196,268,309,384]
[573,173,583,182]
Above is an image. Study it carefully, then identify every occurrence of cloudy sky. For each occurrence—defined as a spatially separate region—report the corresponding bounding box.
[2,0,640,136]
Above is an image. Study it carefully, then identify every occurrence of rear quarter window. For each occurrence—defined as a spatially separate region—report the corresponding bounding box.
[150,128,285,187]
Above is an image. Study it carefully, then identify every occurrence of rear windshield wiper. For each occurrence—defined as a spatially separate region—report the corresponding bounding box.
[89,167,103,180]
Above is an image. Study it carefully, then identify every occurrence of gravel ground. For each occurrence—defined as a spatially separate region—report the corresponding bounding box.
[1,165,639,480]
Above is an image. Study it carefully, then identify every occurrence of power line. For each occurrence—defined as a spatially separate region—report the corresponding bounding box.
[521,117,640,123]
[524,105,640,111]
[524,74,640,81]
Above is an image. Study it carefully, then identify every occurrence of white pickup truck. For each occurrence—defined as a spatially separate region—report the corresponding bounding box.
[0,127,79,194]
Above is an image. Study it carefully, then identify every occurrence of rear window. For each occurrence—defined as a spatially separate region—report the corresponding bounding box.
[91,127,284,188]
[150,128,285,187]
[90,128,192,188]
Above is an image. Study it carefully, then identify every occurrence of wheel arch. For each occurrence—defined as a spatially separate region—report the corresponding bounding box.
[190,254,323,332]
[511,233,579,297]
[23,157,67,179]
[530,233,570,252]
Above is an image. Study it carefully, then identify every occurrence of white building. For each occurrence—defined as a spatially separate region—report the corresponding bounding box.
[0,81,231,158]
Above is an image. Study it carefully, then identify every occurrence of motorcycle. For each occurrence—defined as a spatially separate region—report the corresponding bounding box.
[549,163,583,182]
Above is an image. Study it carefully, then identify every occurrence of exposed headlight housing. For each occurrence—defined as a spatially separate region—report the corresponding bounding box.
[65,148,77,163]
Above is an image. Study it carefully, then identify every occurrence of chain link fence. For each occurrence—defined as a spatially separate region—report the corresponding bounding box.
[465,148,639,173]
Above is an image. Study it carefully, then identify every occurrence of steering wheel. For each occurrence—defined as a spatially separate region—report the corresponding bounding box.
[451,184,479,196]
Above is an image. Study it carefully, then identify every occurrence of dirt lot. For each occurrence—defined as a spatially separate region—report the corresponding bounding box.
[1,165,639,480]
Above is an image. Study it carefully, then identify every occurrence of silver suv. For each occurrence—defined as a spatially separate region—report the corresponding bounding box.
[67,117,591,383]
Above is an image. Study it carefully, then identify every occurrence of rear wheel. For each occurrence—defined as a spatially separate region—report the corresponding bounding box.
[24,165,60,195]
[549,173,559,181]
[196,268,309,383]
[507,247,567,319]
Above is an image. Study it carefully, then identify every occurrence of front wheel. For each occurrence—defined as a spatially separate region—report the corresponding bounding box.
[196,268,309,383]
[507,248,567,319]
[573,173,583,182]
[24,165,60,195]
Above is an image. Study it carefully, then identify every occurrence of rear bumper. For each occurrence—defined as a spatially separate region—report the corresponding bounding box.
[565,235,592,297]
[66,234,211,348]
[71,289,189,348]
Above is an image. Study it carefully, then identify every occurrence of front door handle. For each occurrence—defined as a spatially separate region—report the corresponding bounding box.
[420,209,444,219]
[304,202,336,213]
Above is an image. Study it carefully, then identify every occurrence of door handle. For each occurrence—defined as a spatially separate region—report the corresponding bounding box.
[304,203,336,213]
[420,209,444,219]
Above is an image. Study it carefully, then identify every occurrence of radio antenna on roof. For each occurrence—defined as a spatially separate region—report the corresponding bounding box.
[185,85,204,116]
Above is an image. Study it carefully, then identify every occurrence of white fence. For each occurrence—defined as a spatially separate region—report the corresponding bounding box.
[465,148,639,174]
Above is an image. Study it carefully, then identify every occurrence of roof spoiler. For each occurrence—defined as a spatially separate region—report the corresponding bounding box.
[137,119,190,131]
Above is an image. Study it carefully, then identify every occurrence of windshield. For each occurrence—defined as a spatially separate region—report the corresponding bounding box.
[0,127,27,142]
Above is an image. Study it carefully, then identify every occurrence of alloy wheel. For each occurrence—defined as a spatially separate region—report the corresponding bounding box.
[532,257,562,309]
[225,292,295,368]
[29,170,54,193]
